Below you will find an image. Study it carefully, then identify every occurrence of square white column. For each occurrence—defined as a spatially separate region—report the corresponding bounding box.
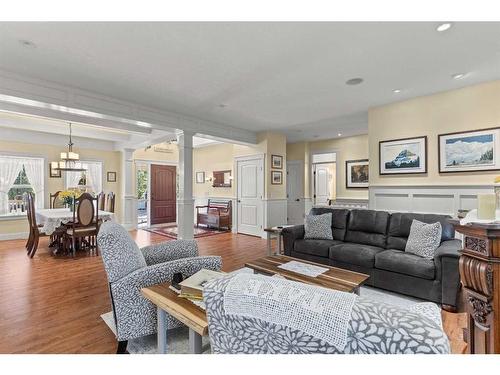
[121,148,138,230]
[176,130,195,240]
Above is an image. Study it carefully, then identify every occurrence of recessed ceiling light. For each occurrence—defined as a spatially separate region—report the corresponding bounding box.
[337,133,342,137]
[452,73,466,80]
[393,89,402,93]
[436,23,452,32]
[345,78,364,86]
[19,39,37,49]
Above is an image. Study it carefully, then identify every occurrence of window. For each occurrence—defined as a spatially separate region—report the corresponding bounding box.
[0,155,44,217]
[65,161,103,193]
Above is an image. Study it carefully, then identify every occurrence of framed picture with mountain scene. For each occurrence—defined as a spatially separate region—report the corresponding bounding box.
[438,127,500,173]
[379,136,427,175]
[346,159,369,188]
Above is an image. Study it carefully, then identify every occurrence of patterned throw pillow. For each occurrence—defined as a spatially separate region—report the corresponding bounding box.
[405,219,442,258]
[304,213,333,240]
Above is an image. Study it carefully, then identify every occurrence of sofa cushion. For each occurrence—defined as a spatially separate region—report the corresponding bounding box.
[304,213,333,240]
[387,212,454,250]
[329,242,385,268]
[309,207,350,241]
[405,220,442,259]
[344,209,390,248]
[375,249,435,280]
[294,239,342,258]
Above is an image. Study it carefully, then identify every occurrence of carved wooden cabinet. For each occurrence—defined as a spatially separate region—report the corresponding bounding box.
[452,221,499,354]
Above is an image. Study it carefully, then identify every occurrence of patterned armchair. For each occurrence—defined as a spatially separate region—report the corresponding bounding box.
[97,221,222,353]
[204,275,450,354]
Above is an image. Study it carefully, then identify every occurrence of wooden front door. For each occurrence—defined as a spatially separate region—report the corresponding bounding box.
[150,164,176,225]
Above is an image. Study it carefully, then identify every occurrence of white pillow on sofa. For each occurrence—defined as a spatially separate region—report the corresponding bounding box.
[405,219,442,258]
[304,213,333,240]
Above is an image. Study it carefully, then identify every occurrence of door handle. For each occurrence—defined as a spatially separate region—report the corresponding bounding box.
[295,199,300,202]
[237,200,241,203]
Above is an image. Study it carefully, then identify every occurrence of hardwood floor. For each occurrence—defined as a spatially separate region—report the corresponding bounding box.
[0,231,467,354]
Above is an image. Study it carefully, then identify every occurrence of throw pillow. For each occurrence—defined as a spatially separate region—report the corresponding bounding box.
[304,213,333,240]
[405,219,442,258]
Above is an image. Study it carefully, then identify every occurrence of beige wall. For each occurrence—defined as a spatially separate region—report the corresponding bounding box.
[0,140,121,236]
[369,80,500,186]
[287,134,369,200]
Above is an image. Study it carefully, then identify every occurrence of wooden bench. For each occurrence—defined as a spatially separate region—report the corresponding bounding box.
[196,199,232,231]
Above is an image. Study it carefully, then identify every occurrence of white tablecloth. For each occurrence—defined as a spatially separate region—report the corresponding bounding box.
[36,208,114,235]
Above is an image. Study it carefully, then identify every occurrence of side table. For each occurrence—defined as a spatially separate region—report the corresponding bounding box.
[264,226,291,256]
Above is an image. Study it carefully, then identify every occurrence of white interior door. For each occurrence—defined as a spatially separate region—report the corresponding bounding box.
[314,164,330,205]
[237,157,264,236]
[287,161,304,225]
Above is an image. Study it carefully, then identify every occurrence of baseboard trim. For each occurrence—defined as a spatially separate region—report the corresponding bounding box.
[0,232,29,240]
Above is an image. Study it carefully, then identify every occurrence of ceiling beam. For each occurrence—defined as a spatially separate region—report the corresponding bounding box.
[0,69,257,144]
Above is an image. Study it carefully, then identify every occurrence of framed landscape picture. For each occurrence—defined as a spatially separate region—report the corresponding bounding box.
[346,159,369,188]
[379,136,427,175]
[271,170,283,184]
[438,127,500,173]
[271,154,283,169]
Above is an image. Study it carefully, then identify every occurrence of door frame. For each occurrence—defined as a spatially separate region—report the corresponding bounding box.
[286,160,304,224]
[134,159,178,228]
[234,153,265,237]
[309,149,338,206]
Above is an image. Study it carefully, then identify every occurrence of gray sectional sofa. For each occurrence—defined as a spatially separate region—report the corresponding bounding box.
[282,207,462,309]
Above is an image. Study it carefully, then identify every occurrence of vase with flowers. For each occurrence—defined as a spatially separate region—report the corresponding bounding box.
[59,190,82,212]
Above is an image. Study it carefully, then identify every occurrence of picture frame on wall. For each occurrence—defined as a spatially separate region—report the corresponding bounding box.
[438,127,500,173]
[49,163,61,178]
[196,171,205,184]
[271,170,283,185]
[107,171,117,182]
[346,159,369,188]
[379,136,427,175]
[271,154,283,169]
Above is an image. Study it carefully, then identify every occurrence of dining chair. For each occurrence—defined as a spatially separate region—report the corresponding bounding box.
[26,193,47,258]
[49,191,65,209]
[97,192,106,211]
[105,192,115,213]
[64,192,99,257]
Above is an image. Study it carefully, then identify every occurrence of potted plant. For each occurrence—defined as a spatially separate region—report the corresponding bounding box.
[59,190,82,212]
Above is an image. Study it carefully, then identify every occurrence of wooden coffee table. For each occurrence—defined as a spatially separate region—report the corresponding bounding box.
[141,282,208,354]
[245,255,369,294]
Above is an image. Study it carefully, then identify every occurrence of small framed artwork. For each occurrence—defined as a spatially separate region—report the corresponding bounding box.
[379,136,427,175]
[346,159,369,188]
[271,154,283,169]
[49,163,61,178]
[271,170,283,185]
[107,171,117,182]
[196,171,205,184]
[438,127,500,173]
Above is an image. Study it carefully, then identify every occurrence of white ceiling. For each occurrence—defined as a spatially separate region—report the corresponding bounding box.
[1,22,500,143]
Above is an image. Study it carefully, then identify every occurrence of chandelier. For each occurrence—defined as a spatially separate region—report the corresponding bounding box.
[51,123,86,172]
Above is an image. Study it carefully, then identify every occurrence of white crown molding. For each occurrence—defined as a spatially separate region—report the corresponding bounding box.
[0,69,257,145]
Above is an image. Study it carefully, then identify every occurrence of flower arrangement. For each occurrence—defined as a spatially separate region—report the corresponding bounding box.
[59,190,82,210]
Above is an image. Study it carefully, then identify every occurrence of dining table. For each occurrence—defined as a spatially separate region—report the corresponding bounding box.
[35,208,115,253]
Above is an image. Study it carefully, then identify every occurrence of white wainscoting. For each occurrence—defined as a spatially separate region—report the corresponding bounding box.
[263,199,288,234]
[193,196,237,232]
[304,198,313,216]
[0,231,29,240]
[329,198,369,210]
[369,185,494,215]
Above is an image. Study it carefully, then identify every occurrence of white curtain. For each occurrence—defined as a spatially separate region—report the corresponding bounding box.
[65,170,84,189]
[23,158,44,209]
[0,156,24,215]
[86,162,102,194]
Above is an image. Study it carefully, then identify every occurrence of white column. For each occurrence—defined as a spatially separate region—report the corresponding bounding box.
[176,130,195,239]
[121,148,137,230]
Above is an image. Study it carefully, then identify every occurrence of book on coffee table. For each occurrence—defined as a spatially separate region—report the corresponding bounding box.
[178,269,225,299]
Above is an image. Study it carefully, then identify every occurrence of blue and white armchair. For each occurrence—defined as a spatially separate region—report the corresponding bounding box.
[97,221,222,353]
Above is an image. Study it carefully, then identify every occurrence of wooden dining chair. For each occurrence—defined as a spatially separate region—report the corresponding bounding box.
[26,193,47,258]
[97,192,106,211]
[64,193,99,257]
[50,191,65,209]
[105,192,115,213]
